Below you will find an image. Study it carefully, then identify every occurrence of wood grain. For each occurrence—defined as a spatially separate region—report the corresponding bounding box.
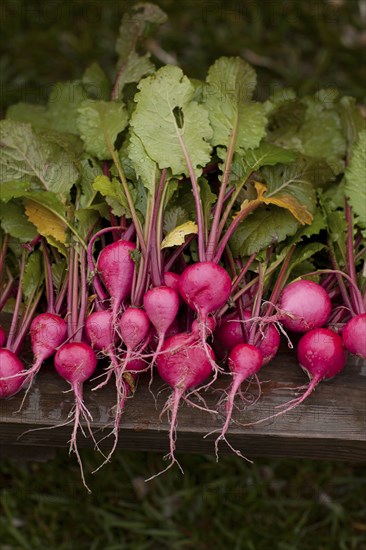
[1,339,365,461]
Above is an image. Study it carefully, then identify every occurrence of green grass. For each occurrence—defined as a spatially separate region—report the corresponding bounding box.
[1,450,366,549]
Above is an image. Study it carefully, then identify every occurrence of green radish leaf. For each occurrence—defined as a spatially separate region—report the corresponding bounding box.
[163,206,189,234]
[75,208,100,240]
[82,63,111,101]
[268,93,346,174]
[203,57,267,152]
[128,132,158,195]
[93,174,130,217]
[52,259,67,292]
[260,158,318,221]
[77,100,129,160]
[287,242,326,277]
[242,142,297,171]
[47,81,86,134]
[113,52,155,100]
[113,3,166,98]
[344,129,366,226]
[6,103,51,129]
[0,120,79,197]
[79,157,102,208]
[0,200,38,242]
[130,65,213,176]
[23,250,44,298]
[199,177,216,228]
[290,209,327,243]
[337,97,365,150]
[116,3,167,60]
[0,181,36,202]
[230,206,299,256]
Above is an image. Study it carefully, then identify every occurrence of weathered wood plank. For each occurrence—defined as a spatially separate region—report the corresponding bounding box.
[0,344,365,461]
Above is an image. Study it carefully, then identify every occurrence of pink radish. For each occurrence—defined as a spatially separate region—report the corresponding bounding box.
[54,342,97,491]
[85,310,114,352]
[211,343,263,458]
[97,240,136,321]
[179,262,231,323]
[214,311,280,365]
[85,309,121,392]
[279,280,332,333]
[143,286,180,373]
[239,328,347,429]
[107,307,150,458]
[147,332,215,478]
[0,313,67,408]
[0,349,26,398]
[164,271,181,294]
[0,326,6,348]
[342,313,366,359]
[119,307,151,352]
[179,261,231,374]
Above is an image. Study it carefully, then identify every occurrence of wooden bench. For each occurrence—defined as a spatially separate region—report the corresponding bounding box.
[1,339,365,463]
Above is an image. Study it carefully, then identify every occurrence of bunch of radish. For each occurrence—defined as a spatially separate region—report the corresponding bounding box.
[0,16,365,487]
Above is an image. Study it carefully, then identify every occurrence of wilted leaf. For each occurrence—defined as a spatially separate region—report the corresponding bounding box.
[161,221,198,249]
[93,174,130,217]
[25,200,68,247]
[255,181,313,225]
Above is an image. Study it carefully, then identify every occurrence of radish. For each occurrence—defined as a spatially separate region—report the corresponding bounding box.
[0,349,26,398]
[106,307,150,456]
[210,343,263,458]
[214,311,280,365]
[179,262,232,324]
[0,325,6,348]
[178,261,231,374]
[164,271,181,294]
[147,332,215,479]
[85,310,114,352]
[239,328,347,428]
[143,285,180,373]
[279,280,332,333]
[97,239,136,321]
[119,307,151,353]
[342,313,366,359]
[54,341,97,491]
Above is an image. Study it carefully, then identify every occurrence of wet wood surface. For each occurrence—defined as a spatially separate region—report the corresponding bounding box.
[1,334,365,462]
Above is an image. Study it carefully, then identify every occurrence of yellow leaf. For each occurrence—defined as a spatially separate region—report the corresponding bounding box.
[25,200,68,245]
[161,221,198,249]
[254,181,313,225]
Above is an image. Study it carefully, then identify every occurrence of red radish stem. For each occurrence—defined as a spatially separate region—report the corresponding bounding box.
[54,342,97,491]
[208,343,263,459]
[146,333,215,479]
[238,328,347,428]
[0,326,6,348]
